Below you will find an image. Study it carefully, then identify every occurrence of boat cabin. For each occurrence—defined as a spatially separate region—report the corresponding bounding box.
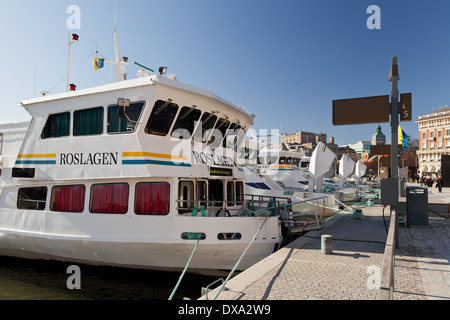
[2,75,254,218]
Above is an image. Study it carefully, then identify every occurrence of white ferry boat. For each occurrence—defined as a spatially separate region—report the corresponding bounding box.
[237,139,338,237]
[0,38,284,276]
[256,148,310,192]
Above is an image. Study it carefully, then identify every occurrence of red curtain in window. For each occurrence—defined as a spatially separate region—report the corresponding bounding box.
[54,186,85,212]
[135,183,152,215]
[152,183,169,215]
[135,183,169,215]
[91,184,129,214]
[91,184,113,213]
[113,184,129,214]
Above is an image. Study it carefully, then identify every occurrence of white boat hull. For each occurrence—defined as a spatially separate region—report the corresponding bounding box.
[0,212,281,274]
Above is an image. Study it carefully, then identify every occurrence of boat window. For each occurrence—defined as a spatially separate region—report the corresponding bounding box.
[193,112,217,143]
[196,180,208,208]
[245,182,271,190]
[42,112,70,139]
[248,149,257,162]
[234,128,246,152]
[178,181,194,213]
[279,157,286,164]
[145,100,178,136]
[90,183,129,214]
[17,187,47,210]
[223,123,238,149]
[171,106,202,139]
[107,101,145,134]
[135,182,170,215]
[50,185,86,213]
[226,181,235,206]
[238,146,250,161]
[208,180,223,207]
[236,181,244,205]
[208,118,230,148]
[74,107,104,136]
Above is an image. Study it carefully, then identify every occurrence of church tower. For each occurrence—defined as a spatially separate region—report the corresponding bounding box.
[372,124,386,145]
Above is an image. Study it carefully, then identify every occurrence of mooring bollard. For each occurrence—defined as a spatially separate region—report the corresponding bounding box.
[321,235,333,255]
[353,209,363,219]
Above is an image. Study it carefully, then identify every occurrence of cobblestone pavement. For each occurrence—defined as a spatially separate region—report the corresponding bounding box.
[204,201,450,300]
[394,215,450,300]
[235,208,386,300]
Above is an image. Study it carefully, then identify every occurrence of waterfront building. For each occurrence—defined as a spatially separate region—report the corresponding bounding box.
[280,131,338,157]
[341,141,371,160]
[416,106,450,177]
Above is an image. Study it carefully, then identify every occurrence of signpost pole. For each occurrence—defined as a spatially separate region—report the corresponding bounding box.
[390,57,399,181]
[389,57,400,248]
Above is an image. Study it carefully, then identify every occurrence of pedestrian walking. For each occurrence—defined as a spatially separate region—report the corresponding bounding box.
[436,176,444,193]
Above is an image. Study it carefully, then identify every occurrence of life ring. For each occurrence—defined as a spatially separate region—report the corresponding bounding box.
[191,205,207,217]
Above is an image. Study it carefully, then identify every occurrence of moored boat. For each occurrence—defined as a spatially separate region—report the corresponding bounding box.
[0,31,283,276]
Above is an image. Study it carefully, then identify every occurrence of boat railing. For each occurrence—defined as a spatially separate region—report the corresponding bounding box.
[279,194,329,234]
[176,199,253,217]
[176,196,291,217]
[176,194,329,221]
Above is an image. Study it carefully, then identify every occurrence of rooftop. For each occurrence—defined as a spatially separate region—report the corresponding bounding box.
[417,105,450,121]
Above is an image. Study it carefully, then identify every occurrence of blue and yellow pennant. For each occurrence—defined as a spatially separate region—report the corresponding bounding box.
[398,125,410,150]
[93,57,105,70]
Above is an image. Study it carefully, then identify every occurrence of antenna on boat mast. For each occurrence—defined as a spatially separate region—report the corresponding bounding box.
[103,1,128,82]
[114,0,117,29]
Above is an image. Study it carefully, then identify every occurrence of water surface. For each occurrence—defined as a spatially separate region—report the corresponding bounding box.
[0,256,218,300]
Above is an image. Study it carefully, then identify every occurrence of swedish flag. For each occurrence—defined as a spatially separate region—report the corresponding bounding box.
[398,125,410,150]
[93,57,105,70]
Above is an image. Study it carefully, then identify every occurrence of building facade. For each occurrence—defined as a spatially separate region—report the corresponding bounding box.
[340,141,371,160]
[282,131,326,146]
[416,106,450,177]
[281,131,333,156]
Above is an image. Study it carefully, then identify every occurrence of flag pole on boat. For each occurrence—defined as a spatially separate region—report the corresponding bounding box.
[66,33,79,92]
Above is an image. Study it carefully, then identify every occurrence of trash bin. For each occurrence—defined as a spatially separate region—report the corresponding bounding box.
[406,186,428,227]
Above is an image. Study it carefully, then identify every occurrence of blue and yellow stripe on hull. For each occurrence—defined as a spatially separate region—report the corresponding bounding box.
[122,152,191,167]
[270,165,293,171]
[15,154,57,165]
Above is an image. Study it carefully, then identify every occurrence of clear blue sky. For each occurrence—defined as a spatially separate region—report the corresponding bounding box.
[1,0,449,145]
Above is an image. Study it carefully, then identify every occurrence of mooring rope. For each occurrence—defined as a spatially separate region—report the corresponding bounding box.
[168,233,203,300]
[213,212,270,300]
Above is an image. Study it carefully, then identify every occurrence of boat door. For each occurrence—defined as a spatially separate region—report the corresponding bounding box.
[178,180,194,214]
